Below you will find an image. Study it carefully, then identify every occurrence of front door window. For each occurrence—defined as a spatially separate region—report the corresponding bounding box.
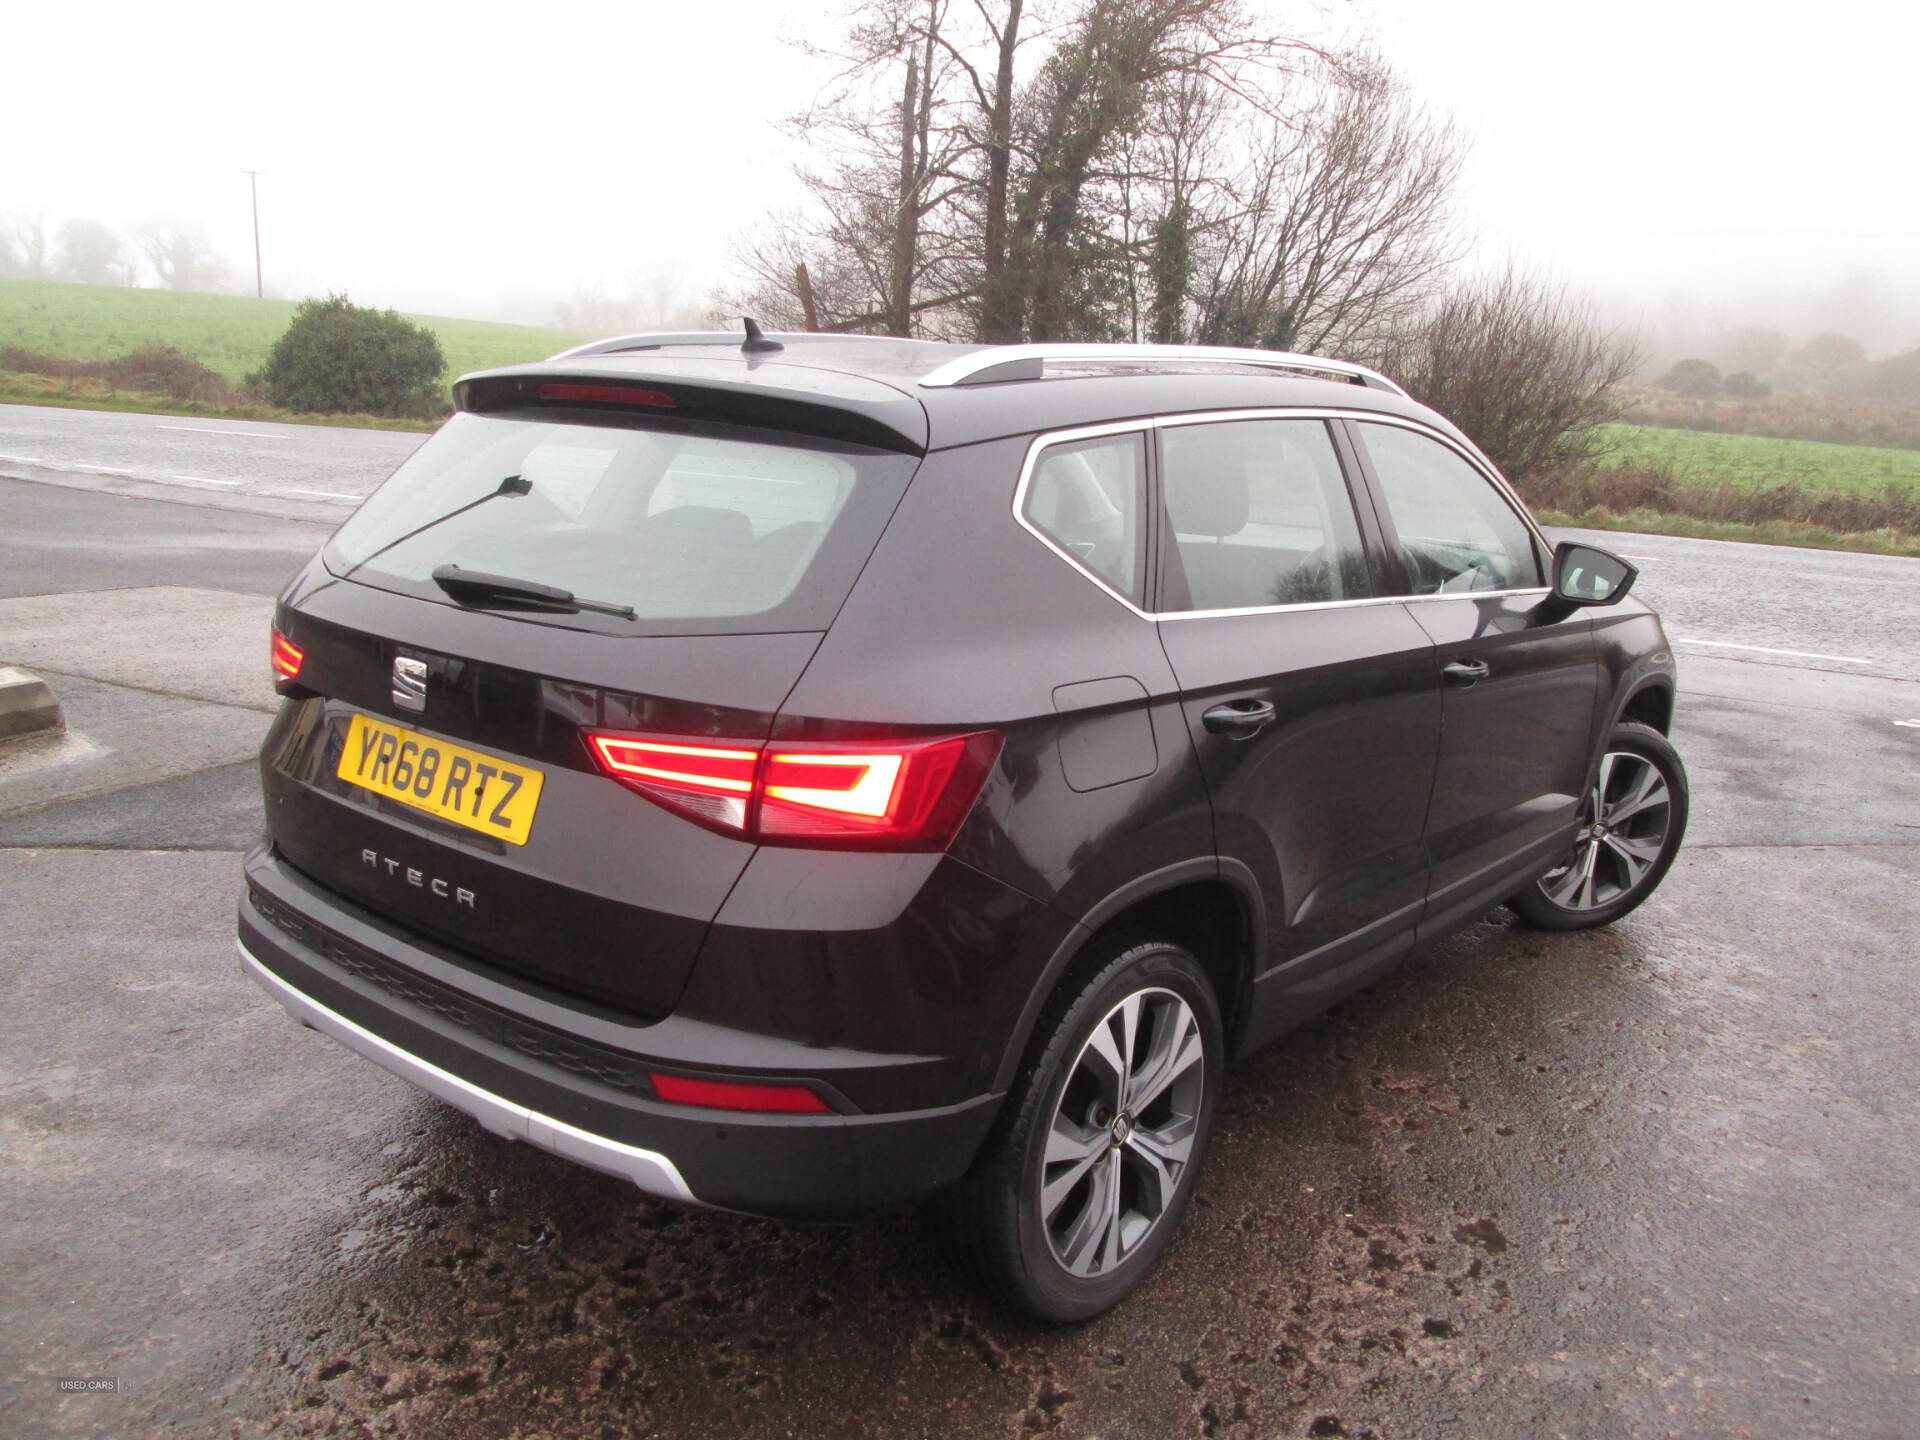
[1357,422,1543,594]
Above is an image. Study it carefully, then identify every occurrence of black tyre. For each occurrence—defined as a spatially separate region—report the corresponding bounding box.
[1511,721,1689,931]
[944,938,1224,1322]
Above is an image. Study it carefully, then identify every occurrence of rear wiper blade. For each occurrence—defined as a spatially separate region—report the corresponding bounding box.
[430,564,636,620]
[342,474,530,578]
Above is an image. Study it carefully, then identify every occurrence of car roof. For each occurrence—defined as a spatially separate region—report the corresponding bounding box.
[453,331,1464,455]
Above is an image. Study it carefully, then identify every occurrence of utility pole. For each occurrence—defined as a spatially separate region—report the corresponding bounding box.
[242,169,264,298]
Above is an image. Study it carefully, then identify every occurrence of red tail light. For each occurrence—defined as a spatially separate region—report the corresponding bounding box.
[270,627,304,682]
[585,735,759,831]
[760,736,983,843]
[650,1073,831,1114]
[585,729,1002,851]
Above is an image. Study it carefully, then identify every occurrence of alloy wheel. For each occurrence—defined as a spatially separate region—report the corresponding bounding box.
[1040,987,1205,1279]
[1537,749,1674,912]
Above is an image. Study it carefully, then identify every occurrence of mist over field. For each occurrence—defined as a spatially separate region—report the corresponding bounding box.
[1610,269,1920,375]
[3,0,1914,365]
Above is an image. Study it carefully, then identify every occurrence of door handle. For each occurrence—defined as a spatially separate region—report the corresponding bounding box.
[1202,699,1278,738]
[1443,659,1491,686]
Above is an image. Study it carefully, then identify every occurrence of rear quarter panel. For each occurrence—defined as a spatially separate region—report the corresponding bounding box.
[762,437,1218,1080]
[776,437,1215,913]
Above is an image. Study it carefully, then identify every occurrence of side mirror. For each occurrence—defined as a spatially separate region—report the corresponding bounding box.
[1549,541,1637,608]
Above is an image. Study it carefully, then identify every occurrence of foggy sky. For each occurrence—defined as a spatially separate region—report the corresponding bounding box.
[7,0,1916,351]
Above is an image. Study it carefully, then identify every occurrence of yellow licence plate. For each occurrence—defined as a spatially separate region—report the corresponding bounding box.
[337,715,545,845]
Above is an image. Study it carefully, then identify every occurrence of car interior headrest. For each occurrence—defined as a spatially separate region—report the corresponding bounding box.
[645,505,755,549]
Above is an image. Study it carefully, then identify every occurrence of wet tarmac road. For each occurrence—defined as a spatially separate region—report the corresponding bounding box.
[2,420,1918,1438]
[0,403,422,516]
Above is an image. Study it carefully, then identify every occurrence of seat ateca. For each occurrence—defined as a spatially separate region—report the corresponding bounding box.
[240,329,1686,1318]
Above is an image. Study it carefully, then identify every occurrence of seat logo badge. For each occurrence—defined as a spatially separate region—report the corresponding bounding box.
[392,655,428,714]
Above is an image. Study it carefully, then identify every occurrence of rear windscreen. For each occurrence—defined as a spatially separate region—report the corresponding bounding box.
[325,413,918,635]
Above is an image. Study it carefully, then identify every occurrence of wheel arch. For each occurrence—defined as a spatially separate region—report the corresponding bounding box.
[991,859,1263,1094]
[1617,679,1674,735]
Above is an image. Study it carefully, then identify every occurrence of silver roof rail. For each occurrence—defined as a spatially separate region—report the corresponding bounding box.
[915,343,1406,397]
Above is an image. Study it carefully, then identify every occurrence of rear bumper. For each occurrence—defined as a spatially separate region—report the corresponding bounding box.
[238,848,1002,1217]
[241,940,697,1202]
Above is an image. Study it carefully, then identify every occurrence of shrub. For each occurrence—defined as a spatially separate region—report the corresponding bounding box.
[1865,348,1920,405]
[1660,357,1721,397]
[250,293,446,418]
[1778,332,1868,395]
[0,343,234,404]
[1722,370,1771,399]
[1617,384,1920,450]
[1516,463,1920,538]
[1364,266,1639,479]
[1711,324,1789,378]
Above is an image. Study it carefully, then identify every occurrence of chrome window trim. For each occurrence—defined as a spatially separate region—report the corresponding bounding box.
[1010,407,1553,622]
[1012,420,1161,617]
[922,343,1407,396]
[1160,586,1550,622]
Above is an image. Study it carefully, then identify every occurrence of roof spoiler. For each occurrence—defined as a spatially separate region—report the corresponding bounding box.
[453,370,928,455]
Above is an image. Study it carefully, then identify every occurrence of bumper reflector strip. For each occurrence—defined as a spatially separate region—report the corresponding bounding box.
[651,1073,832,1114]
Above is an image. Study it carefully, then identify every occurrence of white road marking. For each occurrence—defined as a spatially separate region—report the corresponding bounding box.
[0,454,147,477]
[1675,637,1875,665]
[272,486,362,501]
[1620,554,1658,562]
[169,474,242,488]
[1896,720,1920,729]
[156,424,291,439]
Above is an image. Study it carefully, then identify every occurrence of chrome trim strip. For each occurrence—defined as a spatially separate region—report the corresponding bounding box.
[921,343,1407,395]
[238,941,699,1205]
[1009,408,1552,621]
[1159,586,1549,622]
[546,331,745,361]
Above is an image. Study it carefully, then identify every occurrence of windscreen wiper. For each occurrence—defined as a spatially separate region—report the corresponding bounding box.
[431,564,637,620]
[341,474,532,578]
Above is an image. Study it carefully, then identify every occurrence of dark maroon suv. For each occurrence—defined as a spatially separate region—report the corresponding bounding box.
[240,331,1687,1319]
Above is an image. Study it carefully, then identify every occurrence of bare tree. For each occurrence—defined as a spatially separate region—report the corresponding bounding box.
[1,216,54,280]
[552,268,714,333]
[734,0,1451,351]
[1366,266,1640,479]
[140,221,233,293]
[731,0,980,335]
[988,0,1336,341]
[1189,62,1463,353]
[53,219,136,286]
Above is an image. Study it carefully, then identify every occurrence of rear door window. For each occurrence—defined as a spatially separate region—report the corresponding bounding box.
[1357,422,1544,594]
[326,413,917,635]
[1159,418,1372,611]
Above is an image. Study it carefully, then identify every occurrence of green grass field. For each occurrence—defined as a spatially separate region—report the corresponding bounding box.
[0,278,594,382]
[1595,422,1920,495]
